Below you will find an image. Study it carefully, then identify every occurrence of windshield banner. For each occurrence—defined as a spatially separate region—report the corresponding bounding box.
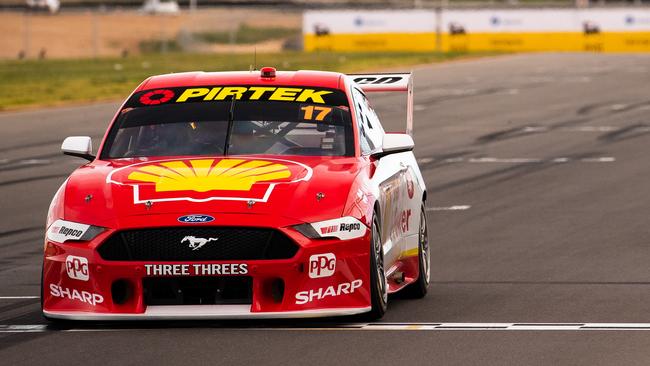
[128,86,348,107]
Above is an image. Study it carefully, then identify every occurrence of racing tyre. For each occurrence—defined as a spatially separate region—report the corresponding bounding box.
[403,203,430,298]
[366,213,388,320]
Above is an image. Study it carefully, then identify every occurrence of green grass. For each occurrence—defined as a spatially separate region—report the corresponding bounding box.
[139,40,183,54]
[138,25,300,53]
[194,24,300,44]
[0,51,488,110]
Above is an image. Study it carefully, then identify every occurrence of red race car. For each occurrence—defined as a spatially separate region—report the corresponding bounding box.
[42,67,429,320]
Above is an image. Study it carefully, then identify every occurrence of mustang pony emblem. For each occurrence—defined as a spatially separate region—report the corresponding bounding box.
[181,236,218,251]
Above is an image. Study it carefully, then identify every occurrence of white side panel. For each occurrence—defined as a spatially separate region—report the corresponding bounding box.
[371,151,425,266]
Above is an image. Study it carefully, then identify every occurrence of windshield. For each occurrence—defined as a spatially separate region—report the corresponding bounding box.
[101,85,354,159]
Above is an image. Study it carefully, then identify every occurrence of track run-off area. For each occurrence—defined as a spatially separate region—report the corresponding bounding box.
[1,53,650,365]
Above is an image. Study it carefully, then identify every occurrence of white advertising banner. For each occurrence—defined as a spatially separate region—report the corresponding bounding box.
[441,9,650,34]
[441,9,579,33]
[577,9,650,31]
[303,10,436,35]
[303,8,650,52]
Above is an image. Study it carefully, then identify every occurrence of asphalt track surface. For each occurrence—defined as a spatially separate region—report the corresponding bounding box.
[1,53,650,365]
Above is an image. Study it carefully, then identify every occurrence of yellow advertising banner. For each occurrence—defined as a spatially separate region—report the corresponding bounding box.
[303,9,650,53]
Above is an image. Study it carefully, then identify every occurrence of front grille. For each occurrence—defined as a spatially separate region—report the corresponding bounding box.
[97,227,299,261]
[143,277,252,305]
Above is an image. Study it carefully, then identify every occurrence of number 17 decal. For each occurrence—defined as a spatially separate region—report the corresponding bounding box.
[301,105,332,121]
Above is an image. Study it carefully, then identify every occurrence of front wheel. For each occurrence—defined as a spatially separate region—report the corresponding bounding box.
[366,214,388,320]
[403,203,430,298]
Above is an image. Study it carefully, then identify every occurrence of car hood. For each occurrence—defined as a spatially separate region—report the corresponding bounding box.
[63,155,364,228]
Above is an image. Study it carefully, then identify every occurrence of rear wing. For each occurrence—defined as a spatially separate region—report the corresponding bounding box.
[348,73,414,136]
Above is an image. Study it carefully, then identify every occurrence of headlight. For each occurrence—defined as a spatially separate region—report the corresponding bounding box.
[293,216,367,240]
[46,219,105,244]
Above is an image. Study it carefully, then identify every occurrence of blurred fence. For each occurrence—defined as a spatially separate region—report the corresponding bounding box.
[0,8,302,59]
[2,1,650,8]
[304,8,650,52]
[4,3,650,59]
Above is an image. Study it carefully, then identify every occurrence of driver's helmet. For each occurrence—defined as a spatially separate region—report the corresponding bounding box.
[189,121,227,146]
[137,122,193,155]
[232,121,257,136]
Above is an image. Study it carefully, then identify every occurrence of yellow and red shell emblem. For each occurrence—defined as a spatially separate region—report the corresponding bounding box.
[108,158,311,203]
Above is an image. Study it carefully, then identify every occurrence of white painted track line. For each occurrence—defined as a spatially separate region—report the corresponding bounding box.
[361,323,650,331]
[581,157,616,163]
[444,125,650,133]
[417,157,616,164]
[0,159,51,166]
[427,205,471,211]
[468,157,542,163]
[6,323,650,333]
[0,296,39,299]
[521,126,650,133]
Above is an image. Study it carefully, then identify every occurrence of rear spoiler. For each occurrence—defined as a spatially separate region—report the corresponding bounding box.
[348,73,414,136]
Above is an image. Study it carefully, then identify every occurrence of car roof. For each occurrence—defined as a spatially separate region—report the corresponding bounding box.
[138,70,346,92]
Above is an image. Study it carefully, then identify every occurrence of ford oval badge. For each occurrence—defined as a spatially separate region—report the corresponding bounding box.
[177,214,215,224]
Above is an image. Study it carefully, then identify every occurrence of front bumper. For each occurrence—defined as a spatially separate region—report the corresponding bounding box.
[44,305,370,321]
[42,214,372,320]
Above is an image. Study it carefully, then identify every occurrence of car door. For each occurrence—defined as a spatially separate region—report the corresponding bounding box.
[350,87,407,270]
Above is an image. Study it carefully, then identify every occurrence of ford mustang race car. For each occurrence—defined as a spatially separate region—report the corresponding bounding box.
[42,67,429,320]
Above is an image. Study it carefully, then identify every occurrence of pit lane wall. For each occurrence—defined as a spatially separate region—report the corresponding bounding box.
[303,9,650,53]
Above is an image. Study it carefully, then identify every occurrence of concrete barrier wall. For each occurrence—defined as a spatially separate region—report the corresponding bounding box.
[304,8,650,52]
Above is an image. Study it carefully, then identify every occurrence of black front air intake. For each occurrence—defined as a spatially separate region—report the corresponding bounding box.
[97,227,298,261]
[143,276,252,305]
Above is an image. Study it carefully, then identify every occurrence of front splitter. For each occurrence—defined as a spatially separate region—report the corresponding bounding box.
[44,305,371,320]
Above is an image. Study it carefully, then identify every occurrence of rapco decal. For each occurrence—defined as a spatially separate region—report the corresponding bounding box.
[47,220,90,243]
[107,157,312,204]
[309,217,367,240]
[144,263,248,276]
[295,279,363,305]
[127,86,348,107]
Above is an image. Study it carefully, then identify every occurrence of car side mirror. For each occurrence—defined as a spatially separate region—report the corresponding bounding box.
[61,136,95,161]
[372,133,414,159]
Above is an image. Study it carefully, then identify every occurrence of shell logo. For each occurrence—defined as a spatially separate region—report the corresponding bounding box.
[107,157,312,204]
[127,159,291,192]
